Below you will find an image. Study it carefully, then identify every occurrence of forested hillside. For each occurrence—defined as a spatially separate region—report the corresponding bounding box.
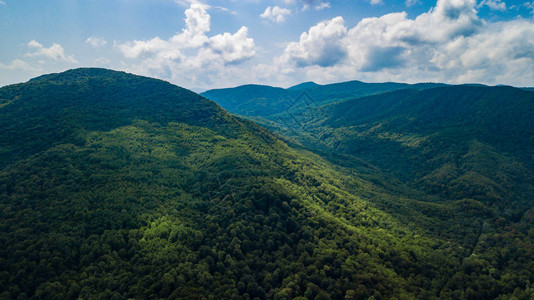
[204,82,534,299]
[1,69,533,299]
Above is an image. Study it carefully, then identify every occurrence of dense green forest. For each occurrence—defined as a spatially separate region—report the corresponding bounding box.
[203,81,534,299]
[1,68,533,299]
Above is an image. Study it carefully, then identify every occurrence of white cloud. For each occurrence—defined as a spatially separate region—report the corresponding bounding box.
[524,2,534,15]
[0,59,44,87]
[116,3,255,89]
[270,0,534,87]
[284,0,331,11]
[0,59,39,72]
[431,20,534,84]
[25,40,77,63]
[479,0,506,11]
[184,3,210,34]
[405,0,420,7]
[279,16,347,67]
[209,27,255,64]
[260,6,291,23]
[0,1,6,5]
[315,2,331,10]
[174,0,201,7]
[85,37,107,48]
[279,0,482,71]
[371,0,383,5]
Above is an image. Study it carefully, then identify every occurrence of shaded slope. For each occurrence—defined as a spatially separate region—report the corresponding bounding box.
[265,85,534,216]
[315,85,534,185]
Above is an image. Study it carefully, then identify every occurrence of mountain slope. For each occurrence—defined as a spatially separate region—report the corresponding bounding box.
[206,82,534,299]
[304,85,534,189]
[0,68,493,299]
[277,85,534,297]
[287,81,320,90]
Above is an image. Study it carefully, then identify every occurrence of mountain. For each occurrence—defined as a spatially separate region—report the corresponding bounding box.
[201,80,445,117]
[283,85,534,198]
[1,69,533,299]
[256,84,534,212]
[0,68,233,170]
[287,81,320,91]
[201,84,298,116]
[206,83,534,205]
[205,81,534,299]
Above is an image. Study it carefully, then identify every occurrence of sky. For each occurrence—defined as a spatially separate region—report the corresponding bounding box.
[1,0,534,91]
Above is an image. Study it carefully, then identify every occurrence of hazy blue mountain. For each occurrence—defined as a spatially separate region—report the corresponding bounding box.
[287,81,320,90]
[201,84,299,116]
[201,80,446,117]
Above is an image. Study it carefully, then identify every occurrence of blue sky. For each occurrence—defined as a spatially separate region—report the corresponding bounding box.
[1,0,534,90]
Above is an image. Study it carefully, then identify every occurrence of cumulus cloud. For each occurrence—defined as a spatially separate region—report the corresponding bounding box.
[260,6,291,23]
[279,16,347,67]
[209,27,256,64]
[116,3,255,88]
[271,0,534,86]
[431,20,534,84]
[0,1,6,5]
[370,0,383,5]
[479,0,506,11]
[85,37,107,48]
[25,40,77,63]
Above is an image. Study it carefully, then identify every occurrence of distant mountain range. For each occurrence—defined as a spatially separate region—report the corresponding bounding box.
[201,80,446,117]
[1,68,533,299]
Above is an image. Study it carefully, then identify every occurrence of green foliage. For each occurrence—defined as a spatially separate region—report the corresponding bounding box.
[1,68,533,299]
[204,81,534,299]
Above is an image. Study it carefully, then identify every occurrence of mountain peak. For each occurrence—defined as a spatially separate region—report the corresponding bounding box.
[288,81,320,90]
[28,68,133,83]
[0,68,231,167]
